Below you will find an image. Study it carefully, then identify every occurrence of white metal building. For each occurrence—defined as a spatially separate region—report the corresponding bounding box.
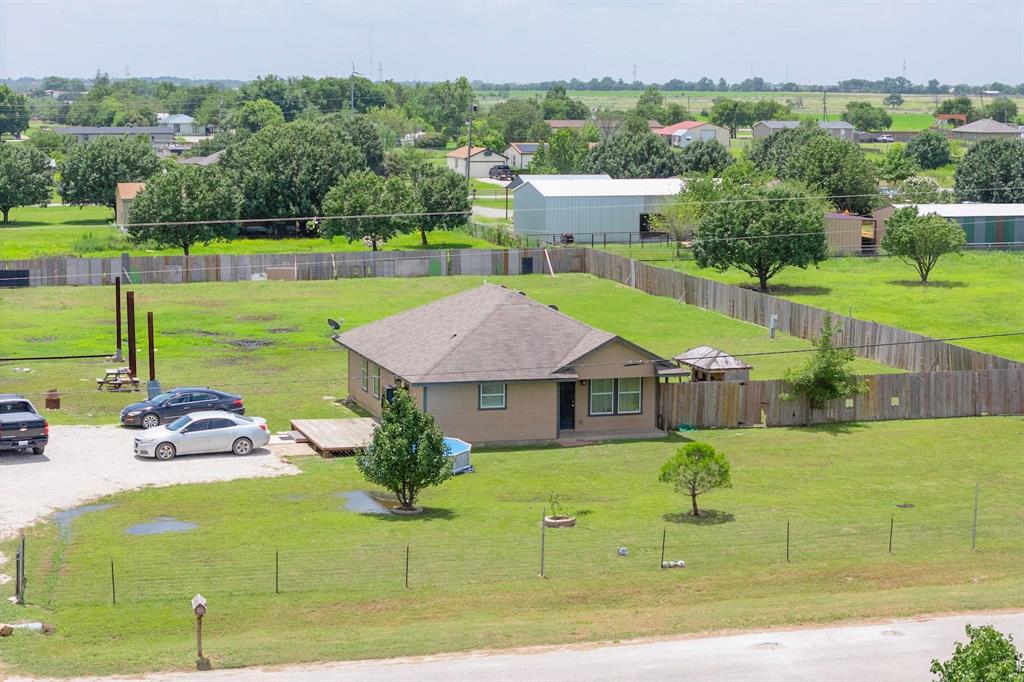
[513,176,684,241]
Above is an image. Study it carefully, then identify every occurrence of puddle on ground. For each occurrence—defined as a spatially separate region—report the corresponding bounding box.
[52,504,115,540]
[335,491,392,515]
[125,516,198,536]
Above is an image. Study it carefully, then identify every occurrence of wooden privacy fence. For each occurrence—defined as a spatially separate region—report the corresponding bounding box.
[583,249,1020,373]
[0,248,585,287]
[660,367,1024,429]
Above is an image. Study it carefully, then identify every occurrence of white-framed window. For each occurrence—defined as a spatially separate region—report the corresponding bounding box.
[479,382,506,410]
[371,363,380,399]
[360,358,369,392]
[589,378,615,416]
[616,377,642,414]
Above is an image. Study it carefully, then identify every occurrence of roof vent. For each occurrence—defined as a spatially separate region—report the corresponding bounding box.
[518,291,526,296]
[547,304,559,311]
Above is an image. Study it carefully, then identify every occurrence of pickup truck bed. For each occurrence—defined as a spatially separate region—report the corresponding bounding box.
[0,397,48,455]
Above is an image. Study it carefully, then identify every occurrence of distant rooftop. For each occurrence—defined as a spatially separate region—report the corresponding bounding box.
[56,126,173,135]
[674,346,752,371]
[951,118,1019,134]
[523,177,684,198]
[895,203,1024,218]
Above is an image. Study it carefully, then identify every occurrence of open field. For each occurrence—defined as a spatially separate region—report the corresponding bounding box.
[594,248,1024,360]
[1,416,1020,677]
[0,205,495,258]
[0,274,898,430]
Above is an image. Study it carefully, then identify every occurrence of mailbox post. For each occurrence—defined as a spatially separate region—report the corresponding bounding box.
[191,594,207,664]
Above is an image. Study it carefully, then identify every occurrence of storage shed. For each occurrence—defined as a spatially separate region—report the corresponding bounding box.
[824,212,879,255]
[674,346,751,382]
[881,203,1024,248]
[512,176,684,242]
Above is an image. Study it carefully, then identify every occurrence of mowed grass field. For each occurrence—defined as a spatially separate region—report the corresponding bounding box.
[1,416,1021,677]
[0,274,898,430]
[597,248,1024,361]
[0,205,496,259]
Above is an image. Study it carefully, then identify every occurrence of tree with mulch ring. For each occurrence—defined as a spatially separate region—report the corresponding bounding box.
[356,388,451,514]
[543,493,576,527]
[658,442,732,518]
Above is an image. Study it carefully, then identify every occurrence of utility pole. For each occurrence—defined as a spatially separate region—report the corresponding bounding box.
[350,63,363,111]
[465,100,476,185]
[822,90,827,120]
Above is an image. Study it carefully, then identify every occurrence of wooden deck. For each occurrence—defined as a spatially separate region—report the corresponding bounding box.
[289,418,377,456]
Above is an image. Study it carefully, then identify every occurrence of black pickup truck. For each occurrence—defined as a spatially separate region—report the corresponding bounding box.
[0,394,48,455]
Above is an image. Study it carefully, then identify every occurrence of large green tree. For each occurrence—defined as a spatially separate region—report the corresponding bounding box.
[487,99,544,146]
[877,144,919,183]
[781,135,879,213]
[528,129,589,174]
[984,97,1018,123]
[409,166,470,246]
[930,624,1024,682]
[658,442,732,517]
[880,206,966,285]
[954,138,1024,203]
[883,93,904,109]
[127,164,242,255]
[222,119,366,221]
[842,101,892,130]
[782,317,867,411]
[935,96,977,122]
[583,128,682,178]
[355,388,452,511]
[0,85,31,137]
[905,129,952,169]
[540,85,590,120]
[708,98,751,138]
[418,76,474,140]
[58,135,160,209]
[0,143,52,223]
[693,182,828,291]
[231,98,285,133]
[321,170,416,250]
[747,121,826,176]
[678,139,733,175]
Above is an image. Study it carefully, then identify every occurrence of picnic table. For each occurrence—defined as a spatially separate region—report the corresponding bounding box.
[96,367,140,392]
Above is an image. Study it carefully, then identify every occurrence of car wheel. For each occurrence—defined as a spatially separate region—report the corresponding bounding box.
[232,437,253,456]
[154,442,176,461]
[32,447,44,455]
[141,413,160,429]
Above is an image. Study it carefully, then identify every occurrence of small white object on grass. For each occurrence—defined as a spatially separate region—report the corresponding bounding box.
[617,547,629,557]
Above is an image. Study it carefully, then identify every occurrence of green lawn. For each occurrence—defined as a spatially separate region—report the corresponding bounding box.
[0,205,496,259]
[0,274,896,430]
[595,248,1024,361]
[1,416,1020,677]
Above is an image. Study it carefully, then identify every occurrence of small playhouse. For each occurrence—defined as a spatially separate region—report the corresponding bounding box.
[674,346,752,382]
[444,437,474,474]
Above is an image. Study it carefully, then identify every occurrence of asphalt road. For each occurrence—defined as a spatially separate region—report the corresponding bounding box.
[18,611,1021,682]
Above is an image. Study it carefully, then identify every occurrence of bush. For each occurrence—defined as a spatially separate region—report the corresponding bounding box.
[905,130,952,169]
[414,132,447,149]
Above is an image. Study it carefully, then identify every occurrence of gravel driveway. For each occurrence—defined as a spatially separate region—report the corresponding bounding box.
[0,425,298,540]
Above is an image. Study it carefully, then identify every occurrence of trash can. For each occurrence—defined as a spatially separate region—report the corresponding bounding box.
[45,388,60,410]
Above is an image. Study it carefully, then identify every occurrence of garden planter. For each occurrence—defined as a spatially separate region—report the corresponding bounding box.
[543,515,576,528]
[390,506,424,516]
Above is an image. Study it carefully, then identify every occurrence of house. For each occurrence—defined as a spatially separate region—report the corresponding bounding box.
[504,142,541,169]
[332,283,670,444]
[445,146,508,178]
[653,121,730,148]
[513,176,684,241]
[55,126,175,149]
[950,118,1020,143]
[161,114,200,136]
[115,182,145,226]
[179,149,225,166]
[751,120,855,140]
[824,212,881,255]
[674,346,751,382]
[878,203,1024,248]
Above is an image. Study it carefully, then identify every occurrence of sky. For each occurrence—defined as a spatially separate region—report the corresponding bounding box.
[0,0,1021,85]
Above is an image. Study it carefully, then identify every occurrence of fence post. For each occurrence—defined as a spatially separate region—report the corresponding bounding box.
[971,483,979,551]
[275,550,279,594]
[14,534,25,605]
[888,514,894,555]
[539,508,546,578]
[405,545,410,589]
[110,559,116,605]
[786,521,791,562]
[660,528,666,569]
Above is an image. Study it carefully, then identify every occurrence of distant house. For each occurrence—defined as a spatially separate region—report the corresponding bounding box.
[877,203,1024,248]
[115,182,146,226]
[751,120,855,140]
[950,118,1020,143]
[445,146,508,178]
[504,142,541,169]
[513,176,684,241]
[653,121,730,148]
[162,114,200,135]
[179,149,225,166]
[55,126,175,149]
[332,283,671,444]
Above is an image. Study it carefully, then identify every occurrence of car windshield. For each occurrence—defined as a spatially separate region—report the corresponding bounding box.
[150,392,176,404]
[166,416,191,432]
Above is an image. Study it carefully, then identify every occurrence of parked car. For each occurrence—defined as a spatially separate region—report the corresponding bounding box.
[877,134,895,143]
[133,411,269,460]
[489,164,513,180]
[0,394,48,455]
[121,387,244,428]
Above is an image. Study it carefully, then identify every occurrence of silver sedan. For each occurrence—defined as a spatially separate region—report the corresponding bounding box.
[134,410,270,460]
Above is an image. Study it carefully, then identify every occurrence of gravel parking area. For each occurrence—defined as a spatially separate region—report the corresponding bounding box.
[0,425,299,540]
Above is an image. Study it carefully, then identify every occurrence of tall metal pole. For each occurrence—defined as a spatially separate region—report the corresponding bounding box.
[660,528,666,569]
[196,614,203,660]
[147,312,156,382]
[888,514,894,555]
[786,521,791,562]
[465,116,472,184]
[114,276,123,360]
[126,291,137,377]
[539,508,546,577]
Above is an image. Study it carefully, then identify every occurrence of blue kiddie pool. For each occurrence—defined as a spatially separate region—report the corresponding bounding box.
[443,437,474,474]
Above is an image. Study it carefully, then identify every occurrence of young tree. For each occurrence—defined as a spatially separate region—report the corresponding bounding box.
[58,135,160,210]
[782,317,867,410]
[127,165,242,255]
[409,166,470,246]
[782,135,879,214]
[905,129,952,169]
[930,625,1024,682]
[842,101,892,131]
[583,128,682,178]
[321,170,416,250]
[880,207,966,285]
[658,442,732,517]
[883,93,904,109]
[231,98,285,133]
[0,85,31,137]
[678,139,733,175]
[0,143,52,223]
[877,144,919,183]
[693,182,828,292]
[984,97,1018,124]
[954,138,1024,203]
[708,98,751,138]
[356,388,452,512]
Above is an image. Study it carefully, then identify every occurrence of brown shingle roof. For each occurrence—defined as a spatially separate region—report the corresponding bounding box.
[333,284,656,384]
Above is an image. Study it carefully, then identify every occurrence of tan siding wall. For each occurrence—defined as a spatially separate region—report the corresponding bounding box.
[825,216,865,255]
[571,341,658,433]
[423,381,558,443]
[346,350,398,419]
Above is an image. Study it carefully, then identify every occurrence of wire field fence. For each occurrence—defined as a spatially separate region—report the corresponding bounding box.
[30,502,1022,607]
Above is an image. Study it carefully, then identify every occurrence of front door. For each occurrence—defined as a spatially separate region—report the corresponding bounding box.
[558,382,576,431]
